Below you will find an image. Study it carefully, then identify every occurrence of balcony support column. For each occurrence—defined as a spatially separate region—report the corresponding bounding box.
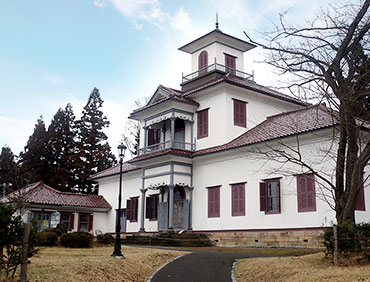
[170,115,175,149]
[189,120,194,151]
[143,125,148,154]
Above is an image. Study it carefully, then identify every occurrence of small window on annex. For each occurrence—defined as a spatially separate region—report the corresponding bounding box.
[297,174,316,212]
[78,213,93,231]
[260,179,281,213]
[60,212,75,231]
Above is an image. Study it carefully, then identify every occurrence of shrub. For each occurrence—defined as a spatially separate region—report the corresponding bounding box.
[42,227,63,236]
[323,222,370,260]
[60,232,94,248]
[56,222,68,234]
[96,233,115,245]
[36,231,58,246]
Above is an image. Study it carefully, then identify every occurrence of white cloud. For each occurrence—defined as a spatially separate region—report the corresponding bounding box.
[43,72,64,84]
[93,0,108,9]
[110,0,165,28]
[170,7,193,36]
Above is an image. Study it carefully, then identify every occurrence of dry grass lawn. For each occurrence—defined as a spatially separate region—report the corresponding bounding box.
[235,252,370,282]
[26,246,187,282]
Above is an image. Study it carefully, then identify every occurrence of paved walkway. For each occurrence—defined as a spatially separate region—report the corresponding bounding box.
[149,249,273,282]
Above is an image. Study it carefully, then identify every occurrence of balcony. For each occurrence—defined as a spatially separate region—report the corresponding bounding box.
[182,62,254,84]
[138,140,195,156]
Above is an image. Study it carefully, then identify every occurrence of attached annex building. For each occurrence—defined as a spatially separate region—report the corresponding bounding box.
[91,26,370,247]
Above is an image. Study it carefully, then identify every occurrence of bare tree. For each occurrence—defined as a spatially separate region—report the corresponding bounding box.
[244,0,370,224]
[122,97,149,157]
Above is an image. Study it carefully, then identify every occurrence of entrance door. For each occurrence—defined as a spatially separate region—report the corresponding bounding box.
[172,186,189,230]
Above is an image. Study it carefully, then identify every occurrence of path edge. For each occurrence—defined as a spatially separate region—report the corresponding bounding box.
[145,254,188,282]
[231,259,238,282]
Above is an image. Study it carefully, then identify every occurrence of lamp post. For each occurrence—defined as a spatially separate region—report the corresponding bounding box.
[112,142,127,258]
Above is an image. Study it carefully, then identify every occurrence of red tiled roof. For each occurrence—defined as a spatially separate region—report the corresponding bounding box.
[1,182,111,209]
[183,74,308,106]
[128,148,192,163]
[89,163,140,180]
[193,105,337,156]
[131,85,198,115]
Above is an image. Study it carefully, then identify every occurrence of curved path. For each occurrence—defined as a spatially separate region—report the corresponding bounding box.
[149,249,273,282]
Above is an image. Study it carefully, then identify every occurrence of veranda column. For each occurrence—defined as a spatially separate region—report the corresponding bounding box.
[139,187,147,233]
[189,186,194,231]
[168,185,174,230]
[189,120,194,151]
[170,117,175,148]
[143,126,148,154]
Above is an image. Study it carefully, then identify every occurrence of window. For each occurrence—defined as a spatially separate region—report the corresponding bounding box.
[208,186,220,218]
[231,183,245,216]
[297,174,316,212]
[78,213,93,231]
[146,194,159,220]
[233,99,246,127]
[355,174,366,211]
[198,50,208,75]
[32,212,51,230]
[148,128,161,146]
[60,212,75,231]
[197,109,208,139]
[260,179,281,213]
[225,54,236,75]
[126,197,139,222]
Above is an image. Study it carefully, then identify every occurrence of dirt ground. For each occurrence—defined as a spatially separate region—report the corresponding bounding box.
[26,246,187,282]
[235,252,370,282]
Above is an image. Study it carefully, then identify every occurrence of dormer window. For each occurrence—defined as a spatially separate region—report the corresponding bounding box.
[198,51,208,75]
[225,54,236,75]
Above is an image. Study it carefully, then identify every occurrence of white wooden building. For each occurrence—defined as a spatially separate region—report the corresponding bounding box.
[91,26,369,247]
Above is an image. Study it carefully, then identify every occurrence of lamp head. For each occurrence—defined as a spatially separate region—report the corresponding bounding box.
[117,143,127,158]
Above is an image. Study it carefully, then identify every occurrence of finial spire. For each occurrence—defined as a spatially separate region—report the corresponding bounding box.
[216,12,219,30]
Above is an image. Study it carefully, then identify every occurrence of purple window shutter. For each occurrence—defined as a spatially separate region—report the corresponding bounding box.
[197,111,203,138]
[145,197,151,219]
[234,100,239,125]
[148,129,154,146]
[215,187,220,216]
[239,184,245,216]
[232,185,238,216]
[297,176,306,211]
[204,110,208,136]
[88,214,94,231]
[240,102,246,127]
[126,199,131,220]
[307,175,316,211]
[208,188,213,217]
[260,182,267,211]
[198,110,208,139]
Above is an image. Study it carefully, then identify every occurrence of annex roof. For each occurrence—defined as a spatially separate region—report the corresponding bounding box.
[178,29,256,54]
[1,182,112,209]
[89,162,140,180]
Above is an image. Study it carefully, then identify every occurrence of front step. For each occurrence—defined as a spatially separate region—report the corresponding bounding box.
[122,232,213,247]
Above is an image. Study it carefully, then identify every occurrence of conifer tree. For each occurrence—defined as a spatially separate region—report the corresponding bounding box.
[46,104,78,192]
[0,146,18,195]
[75,88,116,194]
[19,117,50,184]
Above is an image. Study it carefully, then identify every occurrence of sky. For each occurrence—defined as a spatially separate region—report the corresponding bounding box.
[0,0,334,160]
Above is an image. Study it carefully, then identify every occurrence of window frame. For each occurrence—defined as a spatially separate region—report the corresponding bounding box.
[260,178,281,214]
[197,109,209,139]
[231,183,245,217]
[60,212,75,231]
[78,213,93,231]
[297,174,317,212]
[233,99,247,127]
[208,186,220,218]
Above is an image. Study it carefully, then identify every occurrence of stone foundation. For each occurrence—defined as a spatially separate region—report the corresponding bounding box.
[204,228,324,248]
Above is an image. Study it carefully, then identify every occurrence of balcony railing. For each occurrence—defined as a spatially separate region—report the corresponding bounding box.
[138,140,195,156]
[182,62,254,84]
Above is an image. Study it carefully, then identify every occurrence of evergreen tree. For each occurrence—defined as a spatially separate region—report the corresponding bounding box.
[19,117,50,184]
[46,104,78,192]
[0,146,18,195]
[75,88,116,194]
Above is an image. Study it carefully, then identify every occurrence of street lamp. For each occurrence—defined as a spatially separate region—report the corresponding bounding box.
[112,142,127,258]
